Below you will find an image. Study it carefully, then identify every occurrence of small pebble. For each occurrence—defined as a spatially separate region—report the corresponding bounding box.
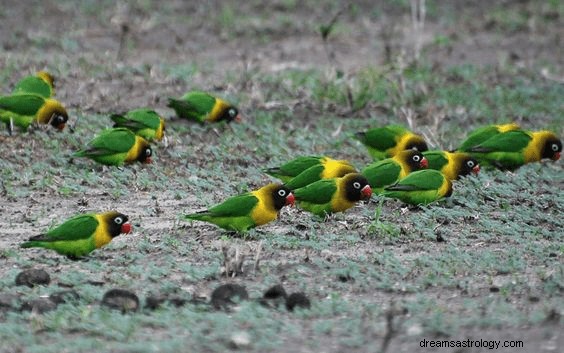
[211,283,248,310]
[15,269,50,287]
[286,292,311,311]
[229,331,251,349]
[101,289,139,313]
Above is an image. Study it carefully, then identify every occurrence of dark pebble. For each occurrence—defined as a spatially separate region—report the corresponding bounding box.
[489,286,500,293]
[101,289,139,313]
[15,269,50,287]
[49,290,80,304]
[286,292,311,311]
[145,294,187,310]
[20,298,58,313]
[211,283,248,310]
[337,273,354,282]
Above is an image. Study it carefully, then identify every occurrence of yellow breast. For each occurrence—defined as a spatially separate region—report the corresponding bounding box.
[523,131,548,163]
[250,185,279,226]
[321,158,356,179]
[208,98,230,122]
[93,214,112,248]
[330,180,355,213]
[125,136,146,163]
[36,99,64,124]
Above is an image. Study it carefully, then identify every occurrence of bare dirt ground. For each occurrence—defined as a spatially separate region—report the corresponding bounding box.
[1,1,563,352]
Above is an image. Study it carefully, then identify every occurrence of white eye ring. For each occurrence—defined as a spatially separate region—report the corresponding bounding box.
[467,160,475,168]
[114,217,123,225]
[146,148,152,156]
[278,189,287,197]
[353,182,361,189]
[229,109,236,117]
[413,155,421,162]
[552,144,559,151]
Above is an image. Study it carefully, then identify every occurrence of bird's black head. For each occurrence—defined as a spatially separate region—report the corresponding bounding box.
[406,137,428,153]
[220,106,241,123]
[459,156,480,177]
[272,185,294,210]
[344,174,372,202]
[137,142,153,164]
[542,137,562,161]
[49,111,68,131]
[403,150,427,171]
[107,212,130,237]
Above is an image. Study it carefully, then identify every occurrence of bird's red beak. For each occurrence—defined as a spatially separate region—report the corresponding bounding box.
[144,157,152,164]
[472,165,480,174]
[285,193,295,207]
[420,157,428,168]
[234,114,242,122]
[361,185,372,199]
[57,123,66,131]
[121,222,132,234]
[553,152,561,161]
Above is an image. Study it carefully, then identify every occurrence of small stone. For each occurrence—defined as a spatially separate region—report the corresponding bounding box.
[406,323,423,336]
[229,331,251,349]
[15,269,50,287]
[286,292,311,311]
[101,289,139,313]
[20,298,57,313]
[211,284,248,310]
[49,290,80,304]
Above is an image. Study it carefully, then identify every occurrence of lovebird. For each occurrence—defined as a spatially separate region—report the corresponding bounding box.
[12,71,55,98]
[20,211,131,258]
[184,183,295,232]
[74,128,153,166]
[264,156,354,183]
[293,173,372,217]
[110,108,166,142]
[355,125,428,160]
[422,150,480,180]
[167,91,241,123]
[461,130,562,170]
[457,123,521,152]
[0,93,68,131]
[383,169,452,206]
[361,150,428,194]
[284,159,357,190]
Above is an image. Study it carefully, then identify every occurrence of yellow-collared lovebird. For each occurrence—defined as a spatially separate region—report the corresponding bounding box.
[185,183,295,232]
[457,123,521,152]
[355,125,428,160]
[20,211,131,258]
[361,150,428,193]
[383,169,452,206]
[110,108,166,142]
[167,91,241,123]
[0,93,68,132]
[422,150,480,180]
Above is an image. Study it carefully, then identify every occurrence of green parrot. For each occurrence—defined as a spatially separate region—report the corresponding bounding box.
[74,128,153,166]
[264,156,353,183]
[462,130,562,170]
[185,183,295,232]
[361,150,428,194]
[167,91,241,123]
[284,158,357,190]
[20,211,131,258]
[355,125,428,160]
[12,71,55,98]
[383,169,452,206]
[422,150,480,180]
[458,123,521,152]
[0,93,68,132]
[293,173,372,217]
[110,108,166,142]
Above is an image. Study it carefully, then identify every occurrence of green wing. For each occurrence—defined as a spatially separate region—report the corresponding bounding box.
[31,214,99,242]
[0,110,34,129]
[111,109,161,130]
[13,76,52,98]
[361,159,402,189]
[385,170,444,191]
[357,125,406,150]
[264,156,322,180]
[0,94,45,115]
[78,128,136,155]
[284,164,324,190]
[469,131,531,153]
[168,91,216,121]
[188,193,259,219]
[422,151,448,170]
[293,179,337,204]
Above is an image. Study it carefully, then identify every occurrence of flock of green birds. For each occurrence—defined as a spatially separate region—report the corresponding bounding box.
[2,71,562,259]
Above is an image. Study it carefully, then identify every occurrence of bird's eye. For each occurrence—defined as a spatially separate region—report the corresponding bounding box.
[552,143,559,151]
[278,189,287,197]
[467,160,475,168]
[228,108,236,117]
[412,155,421,162]
[353,182,361,189]
[145,148,152,156]
[114,217,123,225]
